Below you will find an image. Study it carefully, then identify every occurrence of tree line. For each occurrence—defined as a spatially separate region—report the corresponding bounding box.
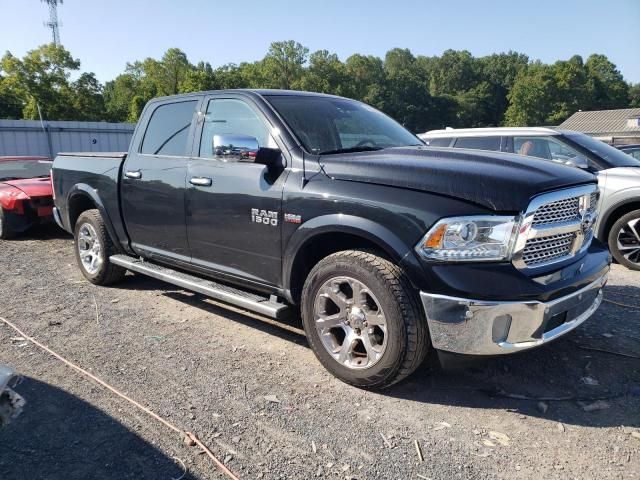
[1,41,638,133]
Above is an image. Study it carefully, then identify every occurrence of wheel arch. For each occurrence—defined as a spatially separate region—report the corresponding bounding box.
[283,214,422,304]
[66,185,121,252]
[598,199,640,241]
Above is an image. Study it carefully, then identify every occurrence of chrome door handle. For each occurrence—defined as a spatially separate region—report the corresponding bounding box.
[124,170,142,179]
[189,177,213,187]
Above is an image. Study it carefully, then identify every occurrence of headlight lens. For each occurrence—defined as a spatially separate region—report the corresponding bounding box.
[416,216,518,261]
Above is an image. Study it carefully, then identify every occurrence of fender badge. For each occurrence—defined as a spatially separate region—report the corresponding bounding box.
[284,213,302,224]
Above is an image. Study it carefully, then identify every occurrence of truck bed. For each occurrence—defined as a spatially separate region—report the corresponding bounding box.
[52,152,129,251]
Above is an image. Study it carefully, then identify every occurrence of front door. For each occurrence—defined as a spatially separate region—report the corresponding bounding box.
[121,99,199,263]
[186,96,287,287]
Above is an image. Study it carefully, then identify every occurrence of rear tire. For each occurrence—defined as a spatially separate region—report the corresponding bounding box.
[608,209,640,271]
[0,208,16,240]
[74,209,126,285]
[301,250,430,389]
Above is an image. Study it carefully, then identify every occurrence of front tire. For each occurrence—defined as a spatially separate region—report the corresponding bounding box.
[74,209,126,285]
[608,209,640,271]
[0,208,17,240]
[301,250,429,388]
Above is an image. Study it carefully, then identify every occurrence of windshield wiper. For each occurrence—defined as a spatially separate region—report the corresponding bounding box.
[0,177,24,182]
[318,146,383,155]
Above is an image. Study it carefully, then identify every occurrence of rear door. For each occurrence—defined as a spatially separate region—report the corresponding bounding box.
[186,95,287,287]
[121,98,200,263]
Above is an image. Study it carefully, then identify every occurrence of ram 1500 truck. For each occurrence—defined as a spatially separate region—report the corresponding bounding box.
[52,90,611,388]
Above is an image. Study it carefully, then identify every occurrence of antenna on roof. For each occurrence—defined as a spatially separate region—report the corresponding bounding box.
[42,0,63,45]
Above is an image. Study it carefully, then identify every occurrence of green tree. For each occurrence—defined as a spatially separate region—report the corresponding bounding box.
[0,44,85,120]
[343,54,386,107]
[629,83,640,108]
[261,40,309,89]
[300,50,346,94]
[478,51,529,125]
[585,54,629,109]
[504,62,557,126]
[70,72,105,121]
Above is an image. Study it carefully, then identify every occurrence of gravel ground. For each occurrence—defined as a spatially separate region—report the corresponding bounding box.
[0,226,639,480]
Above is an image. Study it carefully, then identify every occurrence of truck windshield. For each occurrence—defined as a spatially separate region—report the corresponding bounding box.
[266,95,423,155]
[0,160,52,181]
[563,131,640,168]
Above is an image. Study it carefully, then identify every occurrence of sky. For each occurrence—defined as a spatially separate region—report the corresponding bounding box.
[1,0,639,84]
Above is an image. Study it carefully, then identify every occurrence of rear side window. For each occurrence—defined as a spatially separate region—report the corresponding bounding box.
[426,137,453,147]
[453,136,501,151]
[141,101,198,156]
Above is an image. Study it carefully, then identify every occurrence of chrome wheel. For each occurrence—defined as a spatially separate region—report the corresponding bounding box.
[77,222,102,274]
[617,218,640,265]
[313,276,387,370]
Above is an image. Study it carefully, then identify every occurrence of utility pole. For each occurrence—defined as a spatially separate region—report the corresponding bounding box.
[42,0,63,45]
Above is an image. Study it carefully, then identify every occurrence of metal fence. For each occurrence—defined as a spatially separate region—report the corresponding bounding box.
[0,119,135,157]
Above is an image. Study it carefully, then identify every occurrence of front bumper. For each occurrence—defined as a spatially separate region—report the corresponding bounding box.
[420,268,608,355]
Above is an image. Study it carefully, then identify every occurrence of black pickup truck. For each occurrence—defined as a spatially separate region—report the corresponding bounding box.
[52,90,611,388]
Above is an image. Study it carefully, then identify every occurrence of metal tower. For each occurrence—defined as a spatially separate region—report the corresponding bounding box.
[42,0,63,45]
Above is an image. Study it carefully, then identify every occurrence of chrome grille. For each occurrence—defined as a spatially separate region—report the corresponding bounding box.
[532,197,580,226]
[522,232,575,266]
[513,185,599,269]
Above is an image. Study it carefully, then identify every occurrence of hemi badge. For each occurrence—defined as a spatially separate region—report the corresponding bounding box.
[284,213,302,224]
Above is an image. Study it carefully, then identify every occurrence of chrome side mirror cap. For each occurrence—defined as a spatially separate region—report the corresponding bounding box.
[213,134,259,162]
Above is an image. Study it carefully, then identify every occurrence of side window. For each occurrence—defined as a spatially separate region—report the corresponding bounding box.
[514,136,588,168]
[199,99,274,158]
[453,136,501,151]
[140,101,197,156]
[426,137,453,147]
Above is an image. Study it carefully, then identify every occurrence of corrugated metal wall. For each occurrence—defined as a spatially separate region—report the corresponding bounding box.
[0,120,135,157]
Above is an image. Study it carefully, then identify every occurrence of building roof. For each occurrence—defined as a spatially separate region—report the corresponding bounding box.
[559,108,640,135]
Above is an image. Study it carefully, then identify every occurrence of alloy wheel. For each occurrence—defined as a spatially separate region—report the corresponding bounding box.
[617,218,640,265]
[77,222,103,274]
[313,276,388,370]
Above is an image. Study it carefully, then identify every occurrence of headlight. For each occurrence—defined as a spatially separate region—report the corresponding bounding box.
[415,216,519,262]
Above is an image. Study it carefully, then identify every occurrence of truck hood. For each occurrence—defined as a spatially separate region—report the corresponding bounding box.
[319,147,596,212]
[1,177,52,198]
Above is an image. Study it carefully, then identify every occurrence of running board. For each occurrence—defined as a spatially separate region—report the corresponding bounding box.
[109,255,290,319]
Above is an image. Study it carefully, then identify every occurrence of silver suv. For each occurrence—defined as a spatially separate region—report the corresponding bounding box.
[419,127,640,270]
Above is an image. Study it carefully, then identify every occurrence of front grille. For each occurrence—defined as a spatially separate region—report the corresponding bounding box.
[516,187,599,269]
[522,232,575,266]
[532,197,580,226]
[531,191,598,226]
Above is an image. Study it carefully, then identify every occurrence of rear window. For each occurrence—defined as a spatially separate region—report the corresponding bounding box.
[141,101,197,156]
[453,136,501,151]
[426,137,453,147]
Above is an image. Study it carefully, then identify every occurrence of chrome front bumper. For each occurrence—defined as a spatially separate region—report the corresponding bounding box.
[420,270,608,355]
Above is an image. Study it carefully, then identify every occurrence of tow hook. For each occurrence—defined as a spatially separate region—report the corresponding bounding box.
[0,365,25,428]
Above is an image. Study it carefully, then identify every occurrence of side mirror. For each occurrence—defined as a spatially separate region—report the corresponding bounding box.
[213,134,259,161]
[213,134,282,169]
[565,156,589,169]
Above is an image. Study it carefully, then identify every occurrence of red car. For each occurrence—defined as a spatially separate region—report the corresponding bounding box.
[0,156,54,239]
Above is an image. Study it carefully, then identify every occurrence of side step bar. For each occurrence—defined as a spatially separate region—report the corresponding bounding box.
[110,255,290,319]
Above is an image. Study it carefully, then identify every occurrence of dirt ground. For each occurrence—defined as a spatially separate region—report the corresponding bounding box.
[0,226,639,480]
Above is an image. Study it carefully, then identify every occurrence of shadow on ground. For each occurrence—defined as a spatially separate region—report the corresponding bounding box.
[99,272,640,429]
[10,224,70,241]
[0,377,196,480]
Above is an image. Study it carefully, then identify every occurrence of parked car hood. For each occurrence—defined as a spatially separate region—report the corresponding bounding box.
[1,177,52,198]
[319,147,596,212]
